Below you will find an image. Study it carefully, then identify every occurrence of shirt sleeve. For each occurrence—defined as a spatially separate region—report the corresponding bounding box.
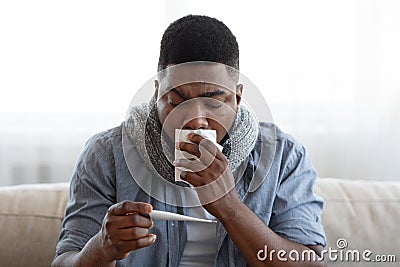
[269,141,327,247]
[56,133,117,256]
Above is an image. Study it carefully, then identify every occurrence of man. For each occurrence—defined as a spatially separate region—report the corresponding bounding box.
[52,15,326,267]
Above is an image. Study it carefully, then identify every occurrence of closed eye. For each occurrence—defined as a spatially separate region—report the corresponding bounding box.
[167,93,184,107]
[204,98,223,109]
[205,103,223,109]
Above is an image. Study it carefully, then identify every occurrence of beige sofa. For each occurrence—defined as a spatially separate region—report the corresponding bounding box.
[0,178,399,267]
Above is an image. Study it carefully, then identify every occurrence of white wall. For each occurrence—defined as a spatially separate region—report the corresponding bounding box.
[1,0,399,185]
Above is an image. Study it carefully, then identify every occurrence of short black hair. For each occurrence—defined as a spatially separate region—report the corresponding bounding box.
[158,15,239,73]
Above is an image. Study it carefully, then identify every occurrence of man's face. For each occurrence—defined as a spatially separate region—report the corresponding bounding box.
[155,63,242,143]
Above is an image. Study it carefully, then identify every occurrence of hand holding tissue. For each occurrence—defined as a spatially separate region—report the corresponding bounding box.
[174,129,223,184]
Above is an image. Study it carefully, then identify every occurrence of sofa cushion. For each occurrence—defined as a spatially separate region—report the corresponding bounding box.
[0,183,69,267]
[315,178,400,266]
[0,178,399,267]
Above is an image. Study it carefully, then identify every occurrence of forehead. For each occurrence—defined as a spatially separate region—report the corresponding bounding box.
[158,62,236,95]
[169,82,232,99]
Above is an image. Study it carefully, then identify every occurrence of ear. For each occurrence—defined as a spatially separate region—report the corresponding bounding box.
[236,84,243,106]
[154,80,159,99]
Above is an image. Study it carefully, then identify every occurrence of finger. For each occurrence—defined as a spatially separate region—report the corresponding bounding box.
[177,141,217,166]
[122,214,153,229]
[104,214,153,234]
[189,134,223,160]
[176,142,201,158]
[115,234,157,254]
[117,227,150,241]
[180,171,204,187]
[132,234,157,250]
[186,133,205,144]
[174,158,207,173]
[108,201,152,216]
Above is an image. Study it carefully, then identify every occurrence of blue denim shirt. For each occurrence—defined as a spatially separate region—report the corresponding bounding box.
[56,122,326,266]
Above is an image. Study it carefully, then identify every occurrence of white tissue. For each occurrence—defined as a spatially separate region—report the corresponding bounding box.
[174,129,223,184]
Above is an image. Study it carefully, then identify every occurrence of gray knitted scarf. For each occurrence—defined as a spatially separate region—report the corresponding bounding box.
[125,98,259,184]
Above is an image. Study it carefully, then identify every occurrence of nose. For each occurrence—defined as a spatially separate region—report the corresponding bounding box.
[184,117,208,130]
[182,100,209,130]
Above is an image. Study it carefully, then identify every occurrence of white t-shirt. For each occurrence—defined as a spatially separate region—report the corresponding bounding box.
[179,206,217,266]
